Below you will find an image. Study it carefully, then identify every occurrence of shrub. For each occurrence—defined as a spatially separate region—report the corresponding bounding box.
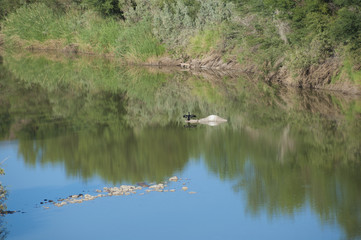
[152,0,234,51]
[330,7,361,44]
[152,0,194,49]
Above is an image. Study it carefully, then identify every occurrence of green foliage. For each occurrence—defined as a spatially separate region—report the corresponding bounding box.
[152,0,194,49]
[151,0,233,50]
[81,0,123,16]
[228,14,286,73]
[78,12,122,52]
[115,21,165,60]
[0,0,80,23]
[1,0,361,78]
[330,6,361,44]
[188,27,221,57]
[0,0,23,22]
[195,0,234,30]
[2,3,59,42]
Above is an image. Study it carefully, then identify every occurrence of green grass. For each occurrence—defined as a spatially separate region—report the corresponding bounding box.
[115,21,165,61]
[332,58,361,84]
[188,27,221,57]
[2,3,165,60]
[2,3,59,42]
[77,12,122,53]
[343,59,361,85]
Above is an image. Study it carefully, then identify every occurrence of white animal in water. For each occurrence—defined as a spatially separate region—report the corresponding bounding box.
[185,115,227,126]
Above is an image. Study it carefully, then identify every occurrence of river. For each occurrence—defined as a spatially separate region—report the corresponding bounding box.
[0,51,360,240]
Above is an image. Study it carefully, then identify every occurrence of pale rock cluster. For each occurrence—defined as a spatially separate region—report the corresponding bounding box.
[48,176,196,208]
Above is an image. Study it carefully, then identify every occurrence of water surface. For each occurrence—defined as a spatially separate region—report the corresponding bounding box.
[0,52,360,240]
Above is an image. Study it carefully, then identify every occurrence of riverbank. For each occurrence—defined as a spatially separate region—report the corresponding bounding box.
[3,43,360,95]
[1,1,360,95]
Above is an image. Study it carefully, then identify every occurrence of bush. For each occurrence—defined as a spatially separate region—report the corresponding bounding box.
[152,0,233,51]
[81,0,123,17]
[330,7,361,44]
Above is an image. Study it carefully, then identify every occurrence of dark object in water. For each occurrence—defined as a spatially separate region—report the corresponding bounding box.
[183,112,196,121]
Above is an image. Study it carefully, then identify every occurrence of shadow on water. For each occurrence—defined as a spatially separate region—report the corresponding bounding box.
[0,51,361,239]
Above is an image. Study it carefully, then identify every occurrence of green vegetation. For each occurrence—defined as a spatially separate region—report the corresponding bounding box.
[1,0,360,87]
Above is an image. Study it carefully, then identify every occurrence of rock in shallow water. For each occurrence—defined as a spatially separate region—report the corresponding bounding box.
[169,176,178,182]
[52,178,194,207]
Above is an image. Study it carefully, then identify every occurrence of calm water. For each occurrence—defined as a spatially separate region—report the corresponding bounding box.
[0,52,360,240]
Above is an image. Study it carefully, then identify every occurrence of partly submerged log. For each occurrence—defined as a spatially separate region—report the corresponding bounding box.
[185,115,227,126]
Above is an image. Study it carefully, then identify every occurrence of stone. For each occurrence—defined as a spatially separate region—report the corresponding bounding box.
[189,192,197,194]
[182,187,188,191]
[149,184,164,191]
[55,202,67,207]
[96,189,102,193]
[170,189,176,192]
[169,176,178,182]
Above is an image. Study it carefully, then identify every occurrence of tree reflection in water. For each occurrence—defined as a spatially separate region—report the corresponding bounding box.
[0,52,360,239]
